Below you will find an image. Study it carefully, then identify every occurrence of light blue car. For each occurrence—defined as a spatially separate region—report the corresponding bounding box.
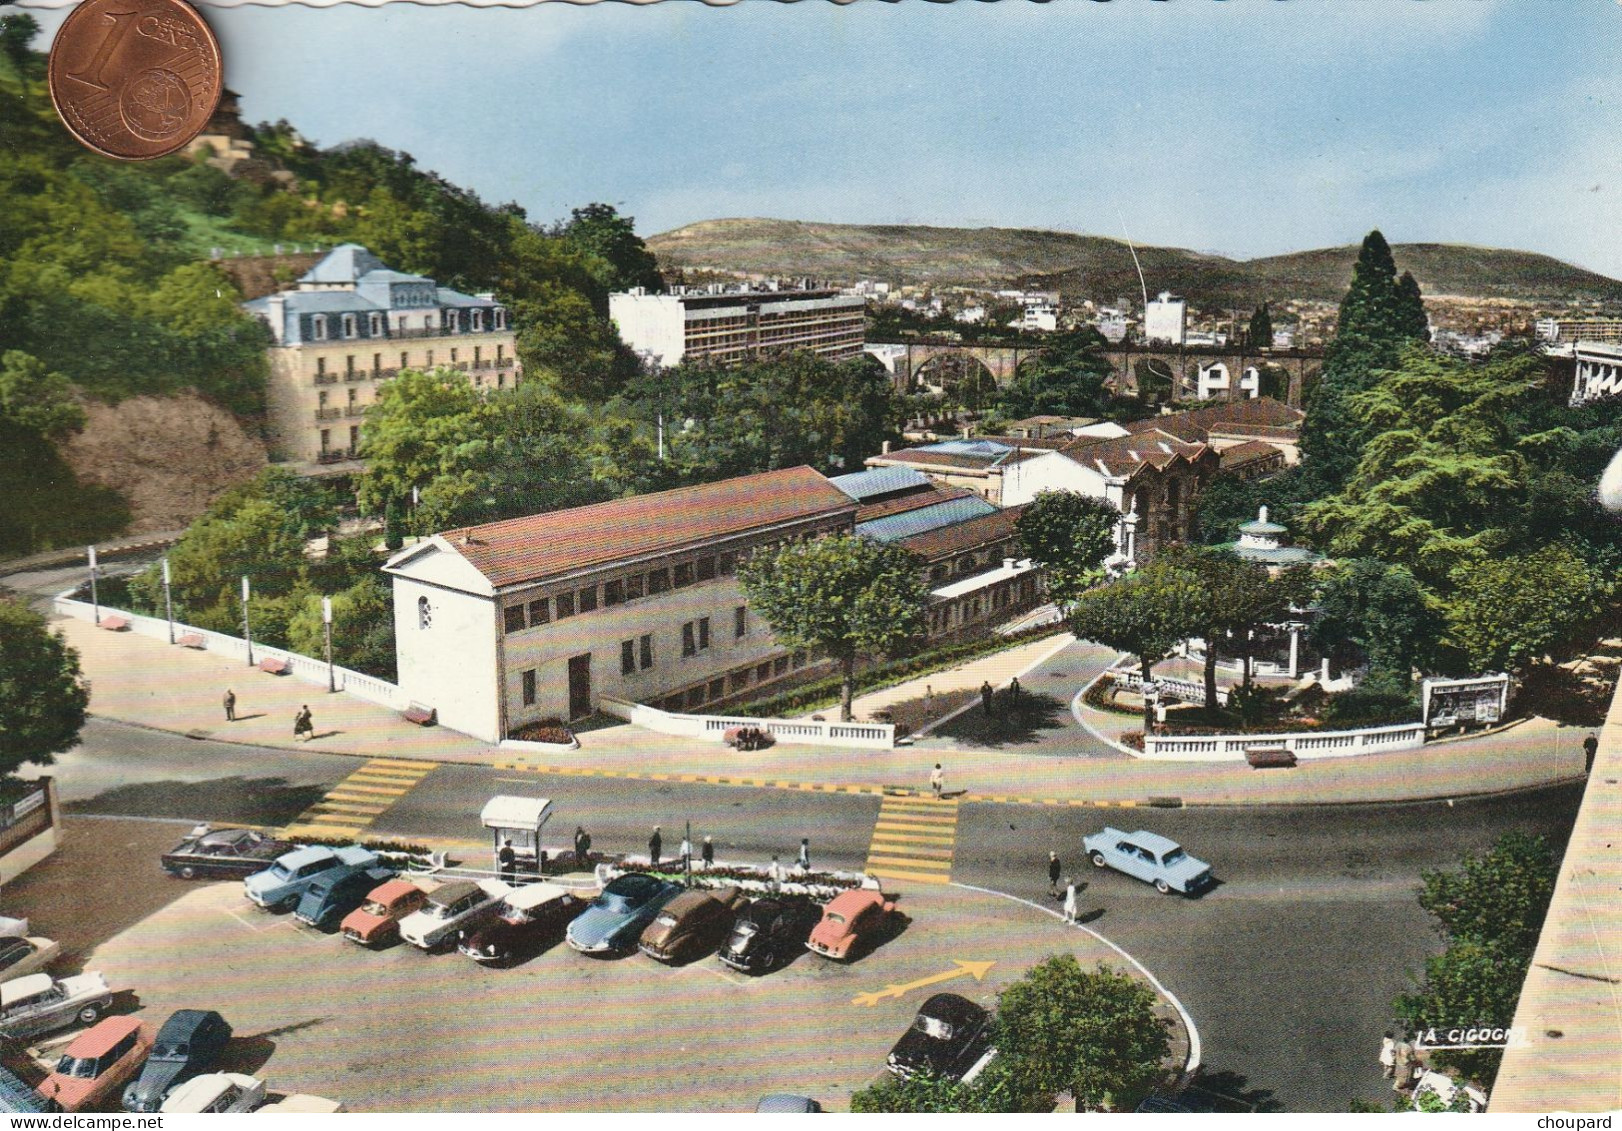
[243,845,378,912]
[1082,828,1213,895]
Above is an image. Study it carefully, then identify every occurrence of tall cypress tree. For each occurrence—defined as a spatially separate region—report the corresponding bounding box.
[1300,230,1428,490]
[1247,302,1273,349]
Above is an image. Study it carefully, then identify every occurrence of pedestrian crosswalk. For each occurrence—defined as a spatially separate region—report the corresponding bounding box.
[864,794,959,885]
[283,758,435,840]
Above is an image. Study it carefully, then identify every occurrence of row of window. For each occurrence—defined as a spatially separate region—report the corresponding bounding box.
[315,343,507,378]
[654,649,814,714]
[308,308,506,342]
[926,575,1039,634]
[501,551,743,634]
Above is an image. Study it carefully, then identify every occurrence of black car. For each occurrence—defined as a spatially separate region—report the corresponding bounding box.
[885,993,993,1082]
[122,1010,232,1112]
[716,897,816,974]
[162,827,291,880]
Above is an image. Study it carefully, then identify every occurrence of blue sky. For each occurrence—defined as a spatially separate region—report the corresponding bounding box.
[26,0,1622,276]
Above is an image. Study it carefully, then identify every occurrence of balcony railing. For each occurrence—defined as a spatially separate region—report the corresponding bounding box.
[316,449,355,464]
[374,368,399,380]
[496,356,515,368]
[315,407,342,421]
[345,404,369,418]
[472,359,493,370]
[313,373,339,385]
[343,369,369,382]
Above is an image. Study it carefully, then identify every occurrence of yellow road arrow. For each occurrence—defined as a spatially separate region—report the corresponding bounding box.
[851,960,996,1007]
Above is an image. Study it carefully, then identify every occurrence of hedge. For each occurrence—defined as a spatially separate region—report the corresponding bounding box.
[734,623,1065,718]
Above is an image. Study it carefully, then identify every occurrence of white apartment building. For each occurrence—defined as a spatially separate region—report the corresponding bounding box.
[609,286,866,369]
[1143,292,1188,345]
[382,466,857,741]
[1572,340,1622,406]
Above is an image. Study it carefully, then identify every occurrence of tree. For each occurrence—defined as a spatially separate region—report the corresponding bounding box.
[1417,832,1556,966]
[994,329,1113,420]
[0,598,89,775]
[1310,558,1441,679]
[1395,940,1523,1084]
[1444,545,1610,673]
[558,203,663,296]
[1067,556,1205,730]
[513,283,638,402]
[736,534,927,721]
[849,1066,1038,1113]
[355,367,500,522]
[0,350,85,439]
[1014,491,1119,607]
[1247,302,1273,349]
[286,575,396,682]
[1165,547,1295,709]
[1300,229,1430,487]
[0,13,40,68]
[993,956,1171,1111]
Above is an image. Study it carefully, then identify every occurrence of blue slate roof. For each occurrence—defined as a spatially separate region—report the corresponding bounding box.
[436,286,498,308]
[922,438,1016,457]
[857,495,999,543]
[828,466,931,501]
[300,244,392,284]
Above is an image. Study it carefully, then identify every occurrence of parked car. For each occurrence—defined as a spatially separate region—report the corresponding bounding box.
[122,1009,233,1113]
[399,879,510,951]
[0,1064,51,1113]
[1083,828,1213,895]
[0,937,59,982]
[162,826,291,881]
[718,897,818,974]
[885,993,993,1082]
[160,1072,266,1114]
[257,1094,346,1113]
[37,1016,154,1112]
[638,886,744,964]
[0,918,28,941]
[754,1095,823,1112]
[341,878,431,947]
[294,865,398,930]
[806,889,895,961]
[243,845,378,912]
[0,972,114,1041]
[458,882,587,965]
[566,873,684,955]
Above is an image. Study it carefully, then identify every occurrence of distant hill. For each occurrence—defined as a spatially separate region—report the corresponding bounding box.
[648,219,1622,307]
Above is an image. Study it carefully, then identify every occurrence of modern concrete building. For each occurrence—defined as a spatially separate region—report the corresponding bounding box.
[608,285,866,369]
[1143,291,1188,345]
[1570,340,1622,406]
[244,245,521,468]
[381,467,856,740]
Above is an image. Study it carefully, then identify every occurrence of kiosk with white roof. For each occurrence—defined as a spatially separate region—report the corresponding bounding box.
[480,796,553,875]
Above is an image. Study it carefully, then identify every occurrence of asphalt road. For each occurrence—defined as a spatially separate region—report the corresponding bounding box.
[48,720,1583,1112]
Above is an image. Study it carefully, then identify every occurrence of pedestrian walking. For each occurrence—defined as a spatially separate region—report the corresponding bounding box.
[1048,851,1062,898]
[573,826,591,870]
[701,835,714,870]
[679,834,693,872]
[1584,732,1599,774]
[649,825,662,867]
[767,854,785,892]
[929,763,944,798]
[980,680,995,716]
[293,705,314,742]
[223,689,236,722]
[1063,878,1078,924]
[1380,1031,1397,1079]
[1009,676,1021,705]
[497,839,516,884]
[924,684,934,714]
[1392,1037,1416,1092]
[797,837,811,873]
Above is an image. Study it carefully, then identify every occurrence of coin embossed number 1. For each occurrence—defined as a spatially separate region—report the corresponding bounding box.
[48,0,223,162]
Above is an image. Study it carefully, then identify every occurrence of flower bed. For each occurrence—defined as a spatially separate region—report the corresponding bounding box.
[614,861,867,902]
[511,717,576,746]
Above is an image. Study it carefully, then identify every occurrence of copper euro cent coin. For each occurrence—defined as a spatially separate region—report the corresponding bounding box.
[48,0,223,161]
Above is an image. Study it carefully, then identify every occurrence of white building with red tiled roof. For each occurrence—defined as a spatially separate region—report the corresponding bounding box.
[381,466,856,740]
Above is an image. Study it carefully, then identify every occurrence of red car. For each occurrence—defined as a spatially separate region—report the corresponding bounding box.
[340,879,429,947]
[806,889,895,961]
[37,1015,154,1112]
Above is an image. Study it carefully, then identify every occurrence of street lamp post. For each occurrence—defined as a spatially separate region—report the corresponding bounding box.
[322,596,335,693]
[161,557,174,643]
[241,575,253,666]
[87,545,100,625]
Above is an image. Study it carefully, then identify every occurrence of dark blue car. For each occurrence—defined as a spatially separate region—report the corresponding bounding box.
[122,1010,232,1113]
[294,866,397,930]
[565,873,683,955]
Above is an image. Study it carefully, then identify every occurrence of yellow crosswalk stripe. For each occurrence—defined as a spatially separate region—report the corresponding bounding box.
[872,824,956,840]
[364,759,434,771]
[866,866,951,885]
[864,854,952,871]
[868,841,955,859]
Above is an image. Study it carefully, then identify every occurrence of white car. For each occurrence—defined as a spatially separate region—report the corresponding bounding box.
[160,1073,266,1113]
[398,878,510,951]
[0,937,59,982]
[0,917,29,940]
[0,972,113,1041]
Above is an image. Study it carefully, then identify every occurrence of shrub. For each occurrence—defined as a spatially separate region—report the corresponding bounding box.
[512,719,574,745]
